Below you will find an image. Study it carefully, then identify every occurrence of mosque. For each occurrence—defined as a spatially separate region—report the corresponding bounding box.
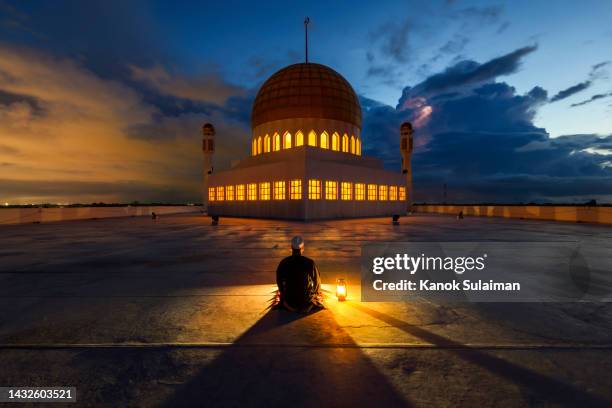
[202,25,414,220]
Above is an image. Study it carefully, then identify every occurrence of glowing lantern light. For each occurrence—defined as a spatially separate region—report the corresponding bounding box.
[336,278,347,301]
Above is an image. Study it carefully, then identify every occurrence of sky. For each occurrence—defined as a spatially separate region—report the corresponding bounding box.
[0,0,611,204]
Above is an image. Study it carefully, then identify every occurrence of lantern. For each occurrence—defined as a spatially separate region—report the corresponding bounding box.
[336,278,347,301]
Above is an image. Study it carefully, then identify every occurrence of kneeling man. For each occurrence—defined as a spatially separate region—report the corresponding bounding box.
[276,236,324,312]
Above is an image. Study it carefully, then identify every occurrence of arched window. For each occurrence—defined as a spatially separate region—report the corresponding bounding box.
[273,133,281,151]
[320,131,329,149]
[257,136,262,155]
[342,134,349,152]
[252,139,257,155]
[284,131,292,149]
[356,138,361,155]
[295,131,304,146]
[331,132,340,151]
[264,134,271,153]
[350,135,356,154]
[308,130,317,147]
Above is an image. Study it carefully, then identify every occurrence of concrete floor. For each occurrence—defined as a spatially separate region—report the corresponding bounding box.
[0,213,611,407]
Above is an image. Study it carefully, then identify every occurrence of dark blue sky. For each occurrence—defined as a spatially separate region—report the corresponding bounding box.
[0,0,611,203]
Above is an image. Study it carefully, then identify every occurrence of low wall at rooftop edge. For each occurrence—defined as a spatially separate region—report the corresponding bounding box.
[412,205,612,225]
[0,206,200,225]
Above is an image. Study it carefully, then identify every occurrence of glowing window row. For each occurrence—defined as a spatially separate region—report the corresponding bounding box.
[252,131,361,156]
[209,182,405,202]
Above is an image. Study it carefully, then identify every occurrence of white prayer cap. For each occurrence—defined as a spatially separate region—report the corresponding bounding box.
[291,236,304,250]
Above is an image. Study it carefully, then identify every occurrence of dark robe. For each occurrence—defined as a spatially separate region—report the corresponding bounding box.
[276,251,323,312]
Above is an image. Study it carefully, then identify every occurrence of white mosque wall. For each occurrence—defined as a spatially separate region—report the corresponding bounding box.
[208,147,406,220]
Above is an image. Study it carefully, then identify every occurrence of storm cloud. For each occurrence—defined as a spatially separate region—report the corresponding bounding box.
[361,48,612,203]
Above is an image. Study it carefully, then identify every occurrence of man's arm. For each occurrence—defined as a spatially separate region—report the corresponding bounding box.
[276,259,285,292]
[311,261,321,293]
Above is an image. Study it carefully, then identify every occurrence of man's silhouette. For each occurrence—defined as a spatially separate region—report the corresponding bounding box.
[275,236,323,312]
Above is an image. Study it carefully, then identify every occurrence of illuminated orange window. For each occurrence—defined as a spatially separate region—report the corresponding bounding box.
[325,181,338,200]
[341,182,352,200]
[284,132,292,149]
[264,134,271,153]
[356,138,361,155]
[320,132,329,149]
[236,184,245,201]
[247,183,257,201]
[389,186,397,201]
[367,184,377,201]
[399,187,406,201]
[308,130,317,147]
[259,182,270,200]
[208,187,215,201]
[273,133,281,151]
[226,185,234,201]
[355,183,365,201]
[295,131,304,146]
[216,186,225,201]
[274,181,285,200]
[252,140,257,156]
[332,132,340,151]
[342,134,349,152]
[350,136,356,154]
[257,137,262,155]
[308,179,321,200]
[379,185,388,201]
[290,179,302,200]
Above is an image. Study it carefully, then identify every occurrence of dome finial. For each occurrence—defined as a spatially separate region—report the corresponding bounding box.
[304,17,310,63]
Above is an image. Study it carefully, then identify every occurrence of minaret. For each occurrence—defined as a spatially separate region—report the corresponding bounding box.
[202,123,215,212]
[400,122,413,207]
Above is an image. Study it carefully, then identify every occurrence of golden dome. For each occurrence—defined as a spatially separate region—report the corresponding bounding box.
[251,63,362,129]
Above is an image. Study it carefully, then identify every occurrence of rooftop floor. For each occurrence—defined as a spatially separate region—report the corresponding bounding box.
[1,214,611,407]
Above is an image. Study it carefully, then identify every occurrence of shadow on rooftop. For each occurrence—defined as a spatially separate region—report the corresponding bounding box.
[349,303,610,408]
[161,308,412,407]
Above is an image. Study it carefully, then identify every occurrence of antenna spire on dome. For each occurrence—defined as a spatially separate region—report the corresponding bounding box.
[304,16,310,63]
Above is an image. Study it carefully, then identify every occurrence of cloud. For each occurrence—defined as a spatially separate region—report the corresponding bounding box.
[370,18,413,64]
[365,4,512,91]
[0,0,33,35]
[549,60,610,103]
[0,46,153,123]
[591,61,610,72]
[455,5,503,25]
[397,45,537,104]
[550,81,592,102]
[0,44,251,204]
[360,46,611,203]
[570,92,612,107]
[127,110,250,171]
[129,64,245,105]
[0,143,19,154]
[437,35,470,57]
[496,21,510,34]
